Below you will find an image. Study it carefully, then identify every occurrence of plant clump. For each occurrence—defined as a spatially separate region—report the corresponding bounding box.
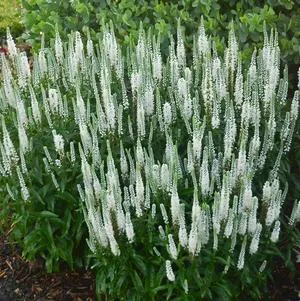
[0,22,299,299]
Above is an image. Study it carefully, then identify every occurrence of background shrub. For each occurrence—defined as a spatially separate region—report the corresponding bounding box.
[0,0,23,42]
[21,0,300,65]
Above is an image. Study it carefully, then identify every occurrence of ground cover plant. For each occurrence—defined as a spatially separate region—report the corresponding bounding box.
[0,21,300,300]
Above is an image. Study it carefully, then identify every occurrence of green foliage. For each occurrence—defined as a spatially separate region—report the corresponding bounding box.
[21,0,300,66]
[1,117,88,272]
[91,209,274,301]
[0,0,23,40]
[91,207,299,300]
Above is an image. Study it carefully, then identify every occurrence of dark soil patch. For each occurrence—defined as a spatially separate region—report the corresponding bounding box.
[267,252,300,301]
[0,235,95,301]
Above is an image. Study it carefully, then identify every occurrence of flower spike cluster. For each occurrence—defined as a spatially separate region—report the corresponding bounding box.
[0,22,299,283]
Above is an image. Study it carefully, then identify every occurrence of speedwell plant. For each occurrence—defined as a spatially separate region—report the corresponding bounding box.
[0,22,300,300]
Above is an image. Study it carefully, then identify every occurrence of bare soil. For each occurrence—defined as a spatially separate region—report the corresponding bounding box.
[0,236,95,301]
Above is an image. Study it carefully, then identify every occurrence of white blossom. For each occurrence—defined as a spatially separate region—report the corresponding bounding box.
[6,28,17,56]
[55,31,63,62]
[125,212,135,243]
[158,225,166,240]
[270,220,280,243]
[171,183,180,225]
[168,234,178,260]
[249,223,262,255]
[237,236,247,270]
[160,163,171,191]
[165,260,175,282]
[16,166,29,201]
[163,102,172,126]
[259,260,267,273]
[178,204,188,248]
[52,130,64,156]
[289,200,300,225]
[160,203,169,225]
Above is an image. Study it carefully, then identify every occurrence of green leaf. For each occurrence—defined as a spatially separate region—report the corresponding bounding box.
[133,254,147,275]
[131,270,144,291]
[152,284,169,293]
[45,256,53,273]
[38,210,59,218]
[62,209,72,237]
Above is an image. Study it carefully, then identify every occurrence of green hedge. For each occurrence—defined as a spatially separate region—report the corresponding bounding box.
[21,0,300,65]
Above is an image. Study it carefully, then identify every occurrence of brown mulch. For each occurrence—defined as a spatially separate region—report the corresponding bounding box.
[0,235,95,301]
[268,258,300,301]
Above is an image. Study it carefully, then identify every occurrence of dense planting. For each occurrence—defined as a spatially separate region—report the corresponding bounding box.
[0,22,299,299]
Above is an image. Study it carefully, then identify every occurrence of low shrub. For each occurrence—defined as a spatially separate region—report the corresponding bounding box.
[0,0,23,42]
[0,22,299,299]
[21,0,300,66]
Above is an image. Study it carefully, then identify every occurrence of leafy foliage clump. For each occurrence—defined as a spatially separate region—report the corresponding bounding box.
[0,0,23,41]
[21,0,300,66]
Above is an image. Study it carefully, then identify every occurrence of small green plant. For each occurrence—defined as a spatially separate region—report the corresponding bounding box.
[1,22,300,299]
